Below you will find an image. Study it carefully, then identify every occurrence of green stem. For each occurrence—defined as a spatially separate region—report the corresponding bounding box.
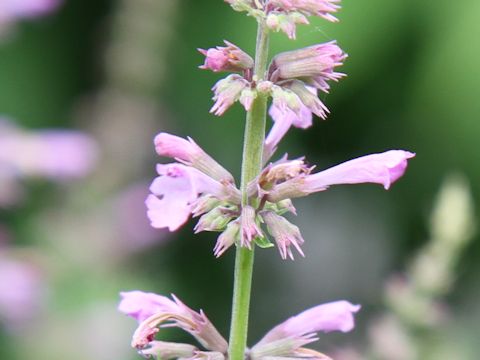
[228,21,270,360]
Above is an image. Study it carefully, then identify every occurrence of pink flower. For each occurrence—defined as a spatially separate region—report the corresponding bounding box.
[118,291,178,323]
[120,291,228,353]
[146,163,240,232]
[155,133,234,183]
[0,254,44,328]
[0,119,98,181]
[267,150,416,202]
[264,104,312,162]
[0,0,61,21]
[199,41,253,73]
[250,301,360,359]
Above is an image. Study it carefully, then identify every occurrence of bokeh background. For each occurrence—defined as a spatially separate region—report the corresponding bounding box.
[0,0,479,359]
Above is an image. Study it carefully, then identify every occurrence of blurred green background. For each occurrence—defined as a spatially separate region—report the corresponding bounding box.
[0,0,479,359]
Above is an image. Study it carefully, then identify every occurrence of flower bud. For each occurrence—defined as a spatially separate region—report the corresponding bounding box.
[211,74,249,116]
[214,219,240,257]
[194,206,236,233]
[193,351,226,360]
[269,41,346,84]
[285,80,329,119]
[139,341,197,359]
[271,85,303,114]
[266,11,309,40]
[199,41,253,73]
[191,196,222,218]
[261,211,305,260]
[240,205,264,248]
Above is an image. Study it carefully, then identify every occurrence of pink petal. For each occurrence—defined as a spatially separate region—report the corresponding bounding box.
[118,291,177,323]
[257,300,361,345]
[146,165,197,232]
[306,150,416,191]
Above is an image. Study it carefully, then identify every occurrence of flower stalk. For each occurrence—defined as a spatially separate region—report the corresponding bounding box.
[228,20,270,360]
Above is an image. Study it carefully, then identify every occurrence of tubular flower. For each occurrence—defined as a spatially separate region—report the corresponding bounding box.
[245,150,414,258]
[199,41,253,73]
[266,150,416,203]
[146,133,240,233]
[119,292,228,353]
[250,300,360,360]
[154,133,234,183]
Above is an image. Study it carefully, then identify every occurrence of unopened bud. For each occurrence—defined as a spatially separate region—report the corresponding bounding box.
[240,205,264,248]
[266,11,309,40]
[199,41,253,73]
[261,211,305,260]
[139,341,197,359]
[269,42,346,84]
[285,80,329,119]
[191,196,222,218]
[211,74,249,116]
[214,219,240,257]
[195,206,236,233]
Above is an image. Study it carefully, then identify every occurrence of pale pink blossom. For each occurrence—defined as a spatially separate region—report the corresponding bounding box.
[199,41,253,73]
[0,119,98,181]
[0,254,44,328]
[264,104,312,162]
[154,133,234,182]
[120,292,228,352]
[118,291,178,323]
[146,163,240,232]
[267,150,416,202]
[0,0,61,19]
[250,301,360,359]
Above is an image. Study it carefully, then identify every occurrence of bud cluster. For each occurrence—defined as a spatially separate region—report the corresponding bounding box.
[201,41,345,128]
[225,0,340,39]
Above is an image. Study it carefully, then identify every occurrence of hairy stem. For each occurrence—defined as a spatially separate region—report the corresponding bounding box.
[228,21,270,360]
